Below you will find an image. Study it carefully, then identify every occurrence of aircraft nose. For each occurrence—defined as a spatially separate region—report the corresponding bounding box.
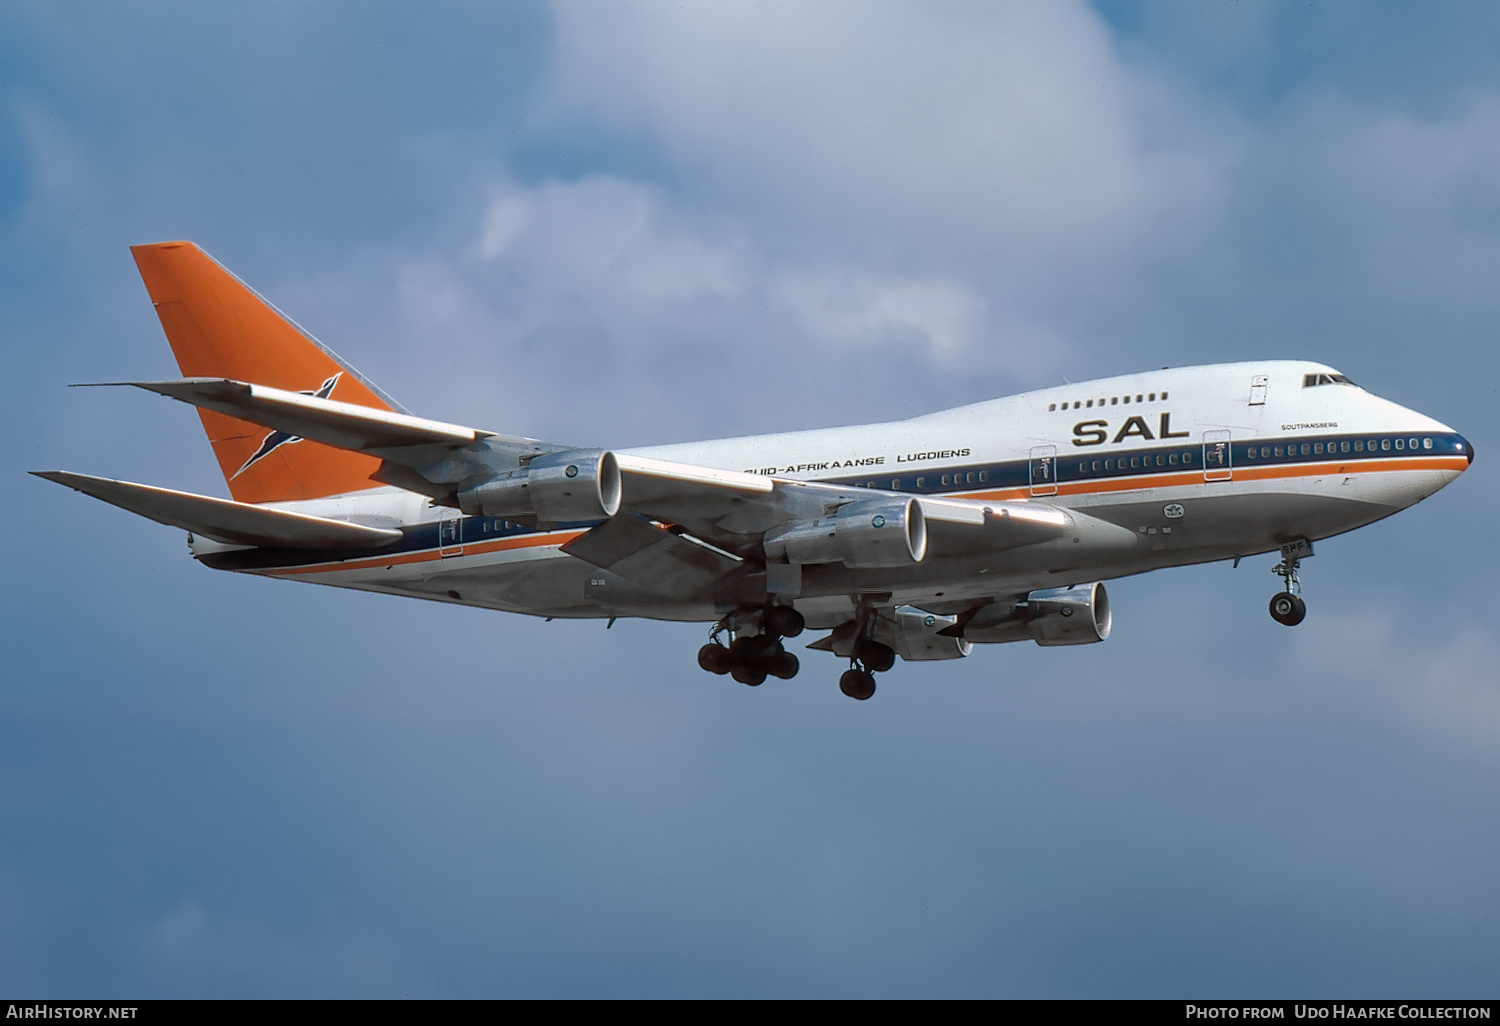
[1463,435,1475,466]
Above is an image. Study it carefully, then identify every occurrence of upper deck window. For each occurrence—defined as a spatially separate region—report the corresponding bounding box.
[1303,373,1359,388]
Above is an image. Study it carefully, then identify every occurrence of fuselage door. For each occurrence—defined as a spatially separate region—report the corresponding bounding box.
[1249,375,1268,406]
[439,515,464,557]
[1029,445,1058,496]
[1203,430,1232,482]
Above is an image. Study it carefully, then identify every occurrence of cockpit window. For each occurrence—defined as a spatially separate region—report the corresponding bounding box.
[1303,373,1359,388]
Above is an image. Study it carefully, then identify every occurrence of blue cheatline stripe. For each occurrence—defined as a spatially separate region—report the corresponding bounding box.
[825,431,1468,493]
[201,431,1468,572]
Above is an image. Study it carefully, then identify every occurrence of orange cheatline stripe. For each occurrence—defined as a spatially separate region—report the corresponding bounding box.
[265,529,587,576]
[950,455,1467,503]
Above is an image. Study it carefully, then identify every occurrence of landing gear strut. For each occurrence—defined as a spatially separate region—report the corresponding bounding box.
[1269,541,1310,627]
[697,604,804,685]
[837,603,895,701]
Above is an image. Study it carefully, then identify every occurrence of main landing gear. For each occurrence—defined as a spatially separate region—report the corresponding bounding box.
[697,604,805,686]
[695,602,897,701]
[838,637,895,701]
[1268,541,1310,627]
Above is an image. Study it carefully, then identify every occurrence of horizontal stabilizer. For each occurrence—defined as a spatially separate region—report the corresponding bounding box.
[33,471,402,549]
[113,378,489,452]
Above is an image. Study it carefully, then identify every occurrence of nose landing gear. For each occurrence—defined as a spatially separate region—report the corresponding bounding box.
[1269,591,1306,626]
[1268,540,1311,626]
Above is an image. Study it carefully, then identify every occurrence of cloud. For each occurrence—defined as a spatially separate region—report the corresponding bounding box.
[542,0,1220,278]
[1287,610,1500,756]
[6,0,1500,999]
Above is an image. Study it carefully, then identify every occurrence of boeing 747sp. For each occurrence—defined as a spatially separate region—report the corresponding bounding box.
[36,243,1474,700]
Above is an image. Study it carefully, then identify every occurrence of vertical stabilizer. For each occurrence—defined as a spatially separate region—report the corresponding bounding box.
[131,241,401,504]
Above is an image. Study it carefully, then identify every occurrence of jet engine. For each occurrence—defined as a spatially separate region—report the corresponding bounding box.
[763,496,927,569]
[458,449,621,524]
[889,605,972,661]
[961,582,1112,647]
[1025,582,1111,646]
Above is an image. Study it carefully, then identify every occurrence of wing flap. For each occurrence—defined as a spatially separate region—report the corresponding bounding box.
[34,471,402,549]
[561,512,743,596]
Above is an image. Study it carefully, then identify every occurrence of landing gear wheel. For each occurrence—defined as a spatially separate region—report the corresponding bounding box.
[731,663,767,686]
[1269,591,1307,627]
[729,635,769,664]
[767,651,800,680]
[853,639,896,673]
[697,644,731,675]
[839,668,876,701]
[765,605,805,638]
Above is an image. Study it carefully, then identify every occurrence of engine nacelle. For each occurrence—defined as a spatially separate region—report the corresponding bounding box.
[890,605,972,661]
[763,496,927,569]
[457,449,622,524]
[1026,582,1111,646]
[960,582,1112,646]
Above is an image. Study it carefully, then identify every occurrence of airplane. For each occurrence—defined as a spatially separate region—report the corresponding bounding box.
[36,242,1474,700]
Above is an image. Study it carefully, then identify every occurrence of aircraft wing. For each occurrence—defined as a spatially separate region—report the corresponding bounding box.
[608,454,1076,561]
[33,471,402,549]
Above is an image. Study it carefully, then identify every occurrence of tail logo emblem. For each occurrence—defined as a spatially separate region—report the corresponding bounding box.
[232,373,342,479]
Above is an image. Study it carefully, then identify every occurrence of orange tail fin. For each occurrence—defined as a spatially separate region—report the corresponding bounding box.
[131,241,402,504]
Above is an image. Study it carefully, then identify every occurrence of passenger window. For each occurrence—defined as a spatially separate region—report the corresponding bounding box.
[1394,439,1403,451]
[1382,439,1391,451]
[1130,457,1140,469]
[1313,443,1323,454]
[1156,455,1165,467]
[1169,453,1178,465]
[1409,438,1418,450]
[1123,395,1131,404]
[1274,446,1283,457]
[1162,391,1169,400]
[1301,444,1310,456]
[1149,393,1156,402]
[916,477,925,488]
[1049,403,1056,411]
[1184,453,1193,464]
[1086,399,1093,408]
[1423,438,1433,450]
[1110,397,1119,405]
[1247,448,1257,460]
[978,471,987,482]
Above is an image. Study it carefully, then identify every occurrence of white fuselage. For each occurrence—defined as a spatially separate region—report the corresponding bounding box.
[205,361,1470,630]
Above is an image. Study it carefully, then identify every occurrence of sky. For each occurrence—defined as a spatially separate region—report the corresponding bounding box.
[2,0,1497,998]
